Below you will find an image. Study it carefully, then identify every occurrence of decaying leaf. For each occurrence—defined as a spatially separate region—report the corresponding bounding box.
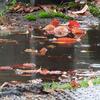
[70,80,80,88]
[50,19,60,27]
[0,66,13,71]
[47,45,56,49]
[54,26,69,37]
[43,24,55,34]
[52,37,78,44]
[24,48,38,53]
[39,47,48,56]
[72,5,89,14]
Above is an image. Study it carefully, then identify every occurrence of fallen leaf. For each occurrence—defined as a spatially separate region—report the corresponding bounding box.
[54,26,69,37]
[70,80,80,88]
[52,37,78,44]
[68,20,80,29]
[50,19,60,27]
[0,66,13,71]
[39,48,48,56]
[43,24,55,34]
[72,5,89,14]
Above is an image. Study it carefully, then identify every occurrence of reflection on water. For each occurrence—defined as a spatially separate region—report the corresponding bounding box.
[0,29,100,83]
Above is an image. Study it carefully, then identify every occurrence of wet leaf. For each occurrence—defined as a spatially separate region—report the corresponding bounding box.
[68,20,80,28]
[0,66,13,71]
[24,48,38,54]
[54,26,69,37]
[50,18,60,27]
[12,63,36,69]
[43,24,55,34]
[39,48,48,56]
[70,80,80,88]
[47,45,56,49]
[52,37,78,44]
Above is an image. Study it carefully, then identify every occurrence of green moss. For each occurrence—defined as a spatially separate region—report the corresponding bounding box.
[89,4,100,17]
[80,80,88,88]
[38,11,53,18]
[93,77,100,85]
[43,82,72,91]
[24,13,36,21]
[43,77,100,90]
[38,11,73,20]
[52,12,65,18]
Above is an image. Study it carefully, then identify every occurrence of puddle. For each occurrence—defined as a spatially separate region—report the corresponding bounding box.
[0,20,100,84]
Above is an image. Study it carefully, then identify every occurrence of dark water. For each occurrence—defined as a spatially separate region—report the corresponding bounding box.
[0,29,100,84]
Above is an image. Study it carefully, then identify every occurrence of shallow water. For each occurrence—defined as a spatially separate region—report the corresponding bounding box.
[0,28,100,84]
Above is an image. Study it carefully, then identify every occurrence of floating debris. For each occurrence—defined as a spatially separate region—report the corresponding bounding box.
[90,64,100,68]
[52,37,79,44]
[12,63,36,69]
[39,47,48,56]
[47,45,56,49]
[0,66,13,71]
[24,48,38,54]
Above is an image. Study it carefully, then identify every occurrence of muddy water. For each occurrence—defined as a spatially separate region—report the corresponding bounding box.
[0,29,100,84]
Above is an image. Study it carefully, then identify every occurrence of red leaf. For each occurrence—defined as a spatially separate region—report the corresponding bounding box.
[50,19,60,27]
[68,20,80,28]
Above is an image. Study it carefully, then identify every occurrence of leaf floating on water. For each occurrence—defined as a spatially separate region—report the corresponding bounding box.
[71,27,85,35]
[47,45,56,49]
[68,20,80,29]
[43,24,55,34]
[52,37,78,44]
[54,26,69,37]
[24,48,38,54]
[0,66,13,71]
[12,63,36,69]
[39,48,48,56]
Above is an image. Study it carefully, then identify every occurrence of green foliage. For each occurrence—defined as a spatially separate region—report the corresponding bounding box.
[80,80,88,88]
[0,10,4,17]
[43,82,72,90]
[38,11,73,20]
[89,4,100,17]
[67,2,79,9]
[24,13,36,21]
[93,77,100,85]
[52,12,65,18]
[10,0,17,5]
[38,11,53,18]
[43,77,100,90]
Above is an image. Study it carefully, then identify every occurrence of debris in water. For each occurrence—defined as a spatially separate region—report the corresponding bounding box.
[39,48,48,56]
[52,37,78,44]
[0,66,13,71]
